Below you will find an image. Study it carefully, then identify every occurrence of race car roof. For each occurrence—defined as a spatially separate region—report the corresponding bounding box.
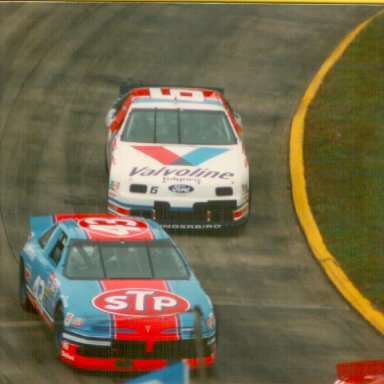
[128,87,226,109]
[30,214,167,241]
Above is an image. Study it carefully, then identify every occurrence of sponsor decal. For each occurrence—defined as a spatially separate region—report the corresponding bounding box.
[32,275,45,310]
[62,341,69,350]
[25,266,32,282]
[93,288,190,317]
[133,146,229,166]
[168,184,194,193]
[44,272,60,303]
[24,243,36,260]
[129,166,234,180]
[64,313,83,328]
[73,318,84,328]
[61,350,75,361]
[162,224,223,230]
[61,294,69,308]
[207,313,216,329]
[65,313,74,327]
[78,217,149,239]
[49,272,60,286]
[109,180,120,191]
[112,137,118,151]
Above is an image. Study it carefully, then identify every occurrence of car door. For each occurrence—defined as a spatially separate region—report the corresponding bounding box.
[30,226,67,322]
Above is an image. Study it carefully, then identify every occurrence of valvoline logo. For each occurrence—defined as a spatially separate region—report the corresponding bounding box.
[92,288,190,317]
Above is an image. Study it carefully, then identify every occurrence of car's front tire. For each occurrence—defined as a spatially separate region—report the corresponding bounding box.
[54,303,64,358]
[19,258,35,312]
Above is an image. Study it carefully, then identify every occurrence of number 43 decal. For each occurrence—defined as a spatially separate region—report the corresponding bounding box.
[78,217,149,238]
[32,275,45,307]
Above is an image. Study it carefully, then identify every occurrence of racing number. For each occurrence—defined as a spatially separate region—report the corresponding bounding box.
[150,186,158,194]
[32,275,45,307]
[151,88,204,102]
[79,217,145,237]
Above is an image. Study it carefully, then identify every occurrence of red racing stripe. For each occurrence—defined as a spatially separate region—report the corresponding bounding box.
[98,280,181,351]
[133,146,180,165]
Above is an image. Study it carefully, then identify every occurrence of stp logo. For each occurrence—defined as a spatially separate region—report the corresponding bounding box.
[93,288,190,317]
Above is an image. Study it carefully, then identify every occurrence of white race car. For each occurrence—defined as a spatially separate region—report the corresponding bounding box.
[105,84,250,230]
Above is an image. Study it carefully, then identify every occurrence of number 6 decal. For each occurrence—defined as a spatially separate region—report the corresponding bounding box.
[150,186,158,194]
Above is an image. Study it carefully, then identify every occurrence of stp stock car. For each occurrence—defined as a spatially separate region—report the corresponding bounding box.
[105,84,250,230]
[335,360,384,384]
[19,214,217,372]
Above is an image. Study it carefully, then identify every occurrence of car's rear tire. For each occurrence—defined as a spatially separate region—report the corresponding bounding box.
[19,258,35,312]
[206,364,216,378]
[54,303,64,358]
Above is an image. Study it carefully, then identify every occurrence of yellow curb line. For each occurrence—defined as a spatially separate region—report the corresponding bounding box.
[290,9,384,335]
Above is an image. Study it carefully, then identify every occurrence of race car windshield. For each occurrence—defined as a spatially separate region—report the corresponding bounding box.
[64,239,190,280]
[121,109,237,145]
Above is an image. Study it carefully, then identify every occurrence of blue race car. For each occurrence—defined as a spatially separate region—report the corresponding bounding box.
[19,214,217,372]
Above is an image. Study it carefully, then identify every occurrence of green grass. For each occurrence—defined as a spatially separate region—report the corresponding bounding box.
[304,14,384,310]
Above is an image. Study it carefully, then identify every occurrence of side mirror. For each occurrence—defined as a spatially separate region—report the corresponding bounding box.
[233,112,242,128]
[105,108,117,129]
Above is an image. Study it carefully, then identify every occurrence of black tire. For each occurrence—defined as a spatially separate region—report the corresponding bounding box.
[19,258,35,312]
[248,176,253,215]
[206,364,216,378]
[54,303,64,358]
[241,175,252,227]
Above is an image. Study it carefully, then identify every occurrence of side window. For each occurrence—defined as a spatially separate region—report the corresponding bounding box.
[49,233,67,265]
[38,224,57,248]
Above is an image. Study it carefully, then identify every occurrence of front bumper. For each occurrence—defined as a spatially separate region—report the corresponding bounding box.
[60,335,216,372]
[108,196,249,229]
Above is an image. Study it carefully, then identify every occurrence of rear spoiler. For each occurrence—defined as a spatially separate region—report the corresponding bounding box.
[30,214,115,236]
[118,82,225,97]
[336,360,384,381]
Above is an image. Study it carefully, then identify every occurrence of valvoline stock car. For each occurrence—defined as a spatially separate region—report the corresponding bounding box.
[105,85,250,230]
[19,214,217,372]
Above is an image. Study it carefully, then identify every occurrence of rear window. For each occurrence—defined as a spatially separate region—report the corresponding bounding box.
[121,109,237,145]
[38,224,57,248]
[64,239,190,280]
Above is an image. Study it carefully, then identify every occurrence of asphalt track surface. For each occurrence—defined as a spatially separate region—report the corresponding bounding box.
[1,3,384,384]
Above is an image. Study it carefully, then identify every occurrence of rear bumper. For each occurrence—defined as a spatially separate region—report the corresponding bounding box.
[108,196,249,229]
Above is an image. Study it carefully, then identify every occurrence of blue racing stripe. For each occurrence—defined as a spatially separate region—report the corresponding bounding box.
[180,147,229,166]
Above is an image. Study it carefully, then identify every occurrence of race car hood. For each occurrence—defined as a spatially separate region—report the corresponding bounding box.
[111,143,247,186]
[62,277,214,341]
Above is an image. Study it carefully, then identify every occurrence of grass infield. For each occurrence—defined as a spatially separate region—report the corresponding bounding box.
[304,14,384,311]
